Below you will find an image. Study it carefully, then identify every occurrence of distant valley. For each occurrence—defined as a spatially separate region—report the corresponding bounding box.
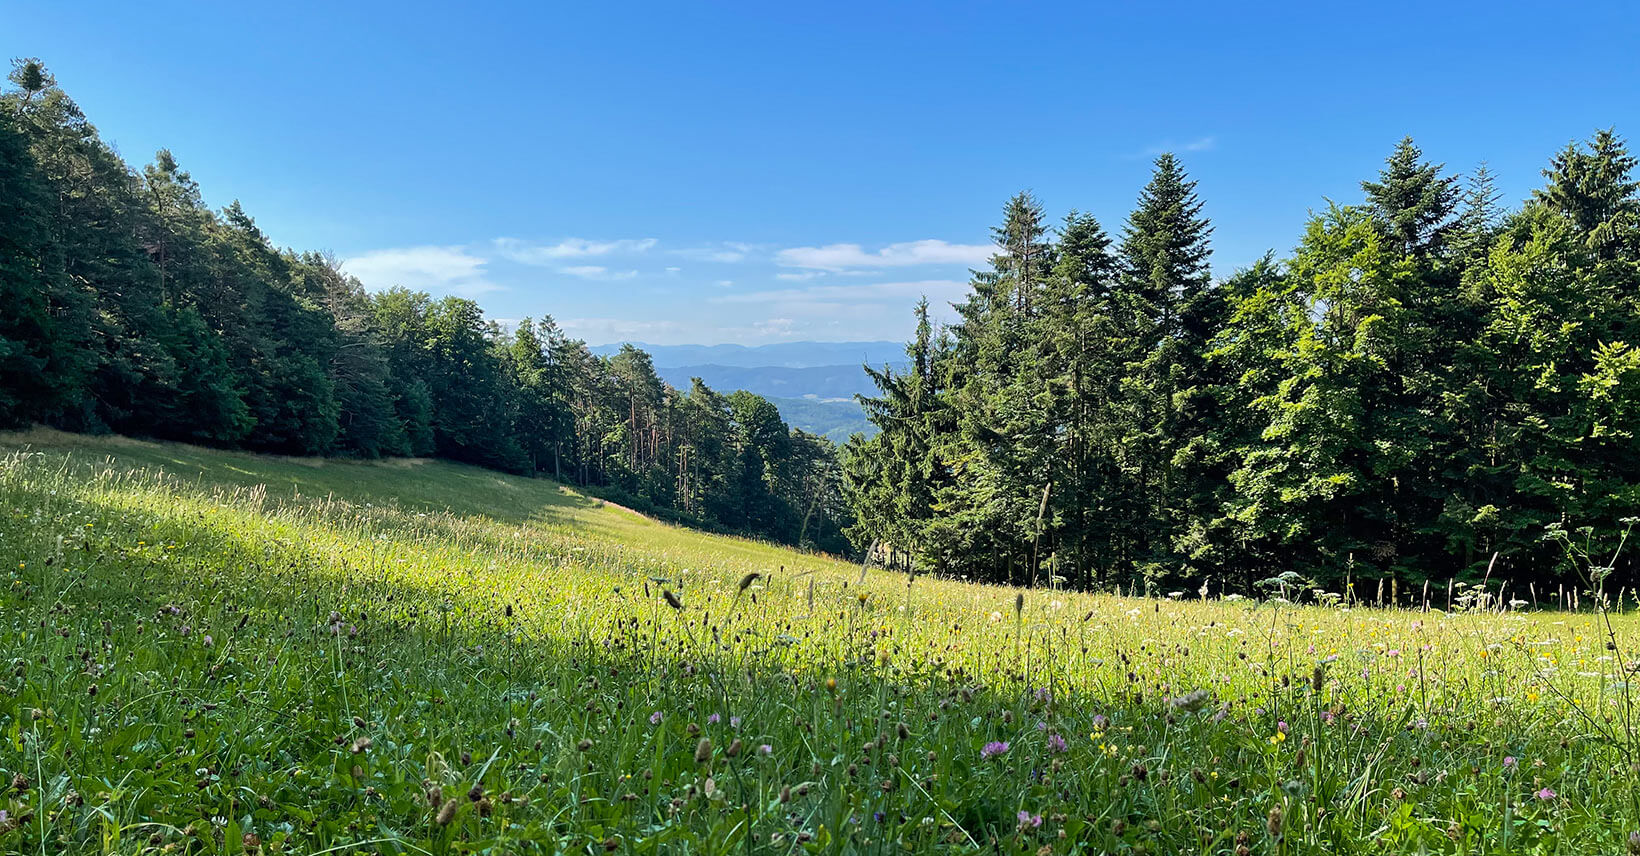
[590,341,904,441]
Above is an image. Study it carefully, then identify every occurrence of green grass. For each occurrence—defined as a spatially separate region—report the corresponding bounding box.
[1,429,1637,854]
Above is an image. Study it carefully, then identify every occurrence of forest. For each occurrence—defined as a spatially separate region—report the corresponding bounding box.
[0,60,853,553]
[846,129,1640,595]
[8,56,1640,596]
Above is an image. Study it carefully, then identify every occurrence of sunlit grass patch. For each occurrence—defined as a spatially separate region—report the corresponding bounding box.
[1,432,1637,854]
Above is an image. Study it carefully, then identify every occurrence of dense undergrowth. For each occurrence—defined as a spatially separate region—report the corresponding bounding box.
[0,431,1637,854]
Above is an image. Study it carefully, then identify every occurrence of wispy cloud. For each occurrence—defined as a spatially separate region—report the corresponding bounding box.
[753,318,796,338]
[561,265,639,281]
[558,317,682,342]
[775,271,825,281]
[671,242,756,263]
[776,239,994,271]
[493,237,658,265]
[342,245,501,297]
[710,279,968,305]
[1141,135,1216,157]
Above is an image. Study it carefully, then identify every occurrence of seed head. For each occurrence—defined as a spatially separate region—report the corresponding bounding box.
[435,799,458,825]
[695,738,713,763]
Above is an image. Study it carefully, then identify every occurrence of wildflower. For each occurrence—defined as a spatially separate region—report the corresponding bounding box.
[707,713,720,725]
[1047,733,1068,754]
[981,741,1010,760]
[1091,714,1108,731]
[1503,756,1516,769]
[730,716,741,729]
[1536,787,1556,801]
[1016,810,1043,831]
[758,744,772,755]
[649,711,663,725]
[203,635,213,647]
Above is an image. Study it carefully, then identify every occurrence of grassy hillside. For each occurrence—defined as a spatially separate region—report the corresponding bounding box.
[1,430,1637,854]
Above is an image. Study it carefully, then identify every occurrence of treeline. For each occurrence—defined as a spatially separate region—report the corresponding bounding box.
[846,133,1640,594]
[0,60,850,553]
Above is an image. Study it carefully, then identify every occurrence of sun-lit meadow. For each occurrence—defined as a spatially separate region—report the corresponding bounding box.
[1,429,1637,855]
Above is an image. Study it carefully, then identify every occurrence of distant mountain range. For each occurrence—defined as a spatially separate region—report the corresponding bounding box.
[589,340,905,440]
[653,364,888,401]
[589,340,906,369]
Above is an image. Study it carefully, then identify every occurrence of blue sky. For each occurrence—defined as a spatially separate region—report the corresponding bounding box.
[9,1,1638,345]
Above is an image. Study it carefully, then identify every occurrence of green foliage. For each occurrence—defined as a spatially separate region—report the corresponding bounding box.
[0,60,850,554]
[851,134,1640,594]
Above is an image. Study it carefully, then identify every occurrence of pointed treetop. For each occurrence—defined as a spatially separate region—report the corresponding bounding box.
[7,58,52,97]
[1121,153,1212,305]
[1054,210,1116,288]
[1361,136,1458,256]
[1535,128,1639,258]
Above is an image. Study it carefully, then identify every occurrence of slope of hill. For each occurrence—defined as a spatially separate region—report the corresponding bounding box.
[1,429,1632,853]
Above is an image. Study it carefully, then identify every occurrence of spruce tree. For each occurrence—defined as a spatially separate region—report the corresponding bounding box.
[1362,137,1459,257]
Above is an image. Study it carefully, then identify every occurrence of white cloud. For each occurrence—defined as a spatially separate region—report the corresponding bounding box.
[753,318,796,338]
[493,237,658,265]
[1142,136,1216,157]
[710,279,968,305]
[776,271,825,281]
[560,265,638,281]
[559,317,682,342]
[671,242,756,263]
[342,245,501,297]
[776,239,994,271]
